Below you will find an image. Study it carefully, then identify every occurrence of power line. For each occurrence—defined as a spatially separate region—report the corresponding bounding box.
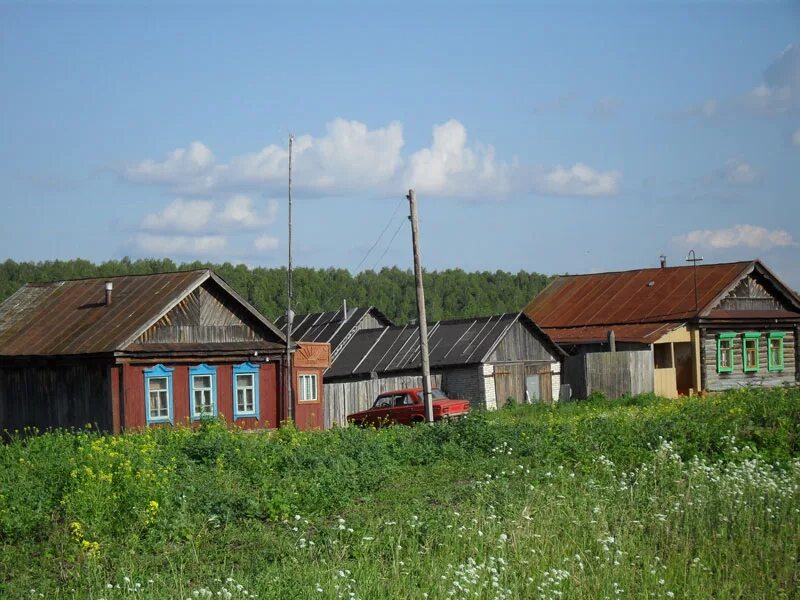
[371,217,407,272]
[352,196,405,273]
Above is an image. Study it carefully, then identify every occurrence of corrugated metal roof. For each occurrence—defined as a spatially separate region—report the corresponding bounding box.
[0,270,286,357]
[275,307,392,352]
[524,261,754,329]
[326,313,555,379]
[546,322,684,345]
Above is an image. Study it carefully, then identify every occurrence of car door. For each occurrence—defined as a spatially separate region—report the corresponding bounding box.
[391,393,417,425]
[366,394,394,426]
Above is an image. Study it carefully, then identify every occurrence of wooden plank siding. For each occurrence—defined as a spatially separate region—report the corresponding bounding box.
[323,373,443,429]
[135,282,264,345]
[563,351,653,399]
[0,360,112,432]
[487,321,558,363]
[702,330,796,391]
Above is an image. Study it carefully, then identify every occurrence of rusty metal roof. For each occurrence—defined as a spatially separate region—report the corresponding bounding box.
[523,260,800,345]
[524,261,755,329]
[546,322,684,345]
[0,270,286,357]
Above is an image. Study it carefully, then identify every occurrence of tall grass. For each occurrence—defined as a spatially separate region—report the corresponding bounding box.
[1,387,798,599]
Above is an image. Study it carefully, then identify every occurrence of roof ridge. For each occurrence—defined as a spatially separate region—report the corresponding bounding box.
[22,268,211,286]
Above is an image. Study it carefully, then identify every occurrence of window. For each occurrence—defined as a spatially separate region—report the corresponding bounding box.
[190,364,217,419]
[144,364,173,424]
[299,373,318,402]
[768,332,786,372]
[742,332,761,373]
[716,333,735,373]
[373,395,393,409]
[233,362,259,419]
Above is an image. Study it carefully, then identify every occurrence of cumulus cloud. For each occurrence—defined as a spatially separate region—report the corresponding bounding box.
[674,225,795,250]
[123,119,404,195]
[133,233,226,256]
[718,160,763,185]
[141,196,278,233]
[531,163,622,197]
[123,118,621,200]
[742,43,800,114]
[253,235,279,252]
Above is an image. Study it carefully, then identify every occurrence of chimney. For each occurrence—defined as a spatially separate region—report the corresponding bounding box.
[342,299,348,322]
[104,281,113,305]
[659,255,667,268]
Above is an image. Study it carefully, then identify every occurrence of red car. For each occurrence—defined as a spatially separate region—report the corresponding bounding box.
[347,387,471,427]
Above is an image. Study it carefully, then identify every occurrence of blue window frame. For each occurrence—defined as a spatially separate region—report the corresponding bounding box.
[144,364,174,425]
[233,362,260,420]
[189,364,218,420]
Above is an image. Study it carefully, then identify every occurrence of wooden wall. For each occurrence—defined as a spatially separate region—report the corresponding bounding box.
[121,360,279,430]
[564,351,653,399]
[323,373,443,429]
[487,321,558,363]
[702,329,796,392]
[493,362,553,405]
[0,360,112,432]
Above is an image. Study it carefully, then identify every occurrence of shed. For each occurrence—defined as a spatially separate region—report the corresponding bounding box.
[0,270,330,433]
[323,312,565,427]
[524,259,800,398]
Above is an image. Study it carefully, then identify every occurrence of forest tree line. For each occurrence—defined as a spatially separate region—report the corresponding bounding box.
[0,258,554,324]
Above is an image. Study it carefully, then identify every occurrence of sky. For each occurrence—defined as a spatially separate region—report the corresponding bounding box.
[1,1,799,286]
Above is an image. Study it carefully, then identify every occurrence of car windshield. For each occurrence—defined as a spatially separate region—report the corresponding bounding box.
[431,389,449,400]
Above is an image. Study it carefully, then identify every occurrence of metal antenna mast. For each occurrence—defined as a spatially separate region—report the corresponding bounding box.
[686,249,704,312]
[285,135,295,423]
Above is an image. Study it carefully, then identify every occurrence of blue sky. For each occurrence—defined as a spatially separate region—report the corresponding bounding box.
[1,1,799,286]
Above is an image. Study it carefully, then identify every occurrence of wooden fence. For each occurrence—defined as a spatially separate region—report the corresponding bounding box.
[323,373,443,429]
[563,351,653,399]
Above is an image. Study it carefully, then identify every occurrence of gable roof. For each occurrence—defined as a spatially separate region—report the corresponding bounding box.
[524,260,800,345]
[275,307,393,353]
[326,312,564,379]
[0,270,286,357]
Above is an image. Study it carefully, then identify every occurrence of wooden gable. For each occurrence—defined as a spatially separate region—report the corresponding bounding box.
[714,270,799,314]
[134,280,283,346]
[486,318,562,364]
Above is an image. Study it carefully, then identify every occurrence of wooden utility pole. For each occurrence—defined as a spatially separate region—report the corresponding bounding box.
[407,189,433,423]
[285,135,294,423]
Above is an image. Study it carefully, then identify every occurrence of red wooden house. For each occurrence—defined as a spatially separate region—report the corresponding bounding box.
[0,269,330,433]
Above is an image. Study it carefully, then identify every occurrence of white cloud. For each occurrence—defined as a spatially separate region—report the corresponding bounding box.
[141,198,214,232]
[123,118,621,200]
[531,163,622,197]
[675,225,795,250]
[125,141,215,188]
[792,128,800,146]
[253,235,279,252]
[141,196,278,233]
[741,43,799,115]
[134,233,226,256]
[404,120,511,196]
[219,196,278,229]
[123,119,405,195]
[719,159,763,185]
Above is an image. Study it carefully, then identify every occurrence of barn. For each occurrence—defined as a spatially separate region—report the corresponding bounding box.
[523,259,800,398]
[0,269,330,433]
[322,312,565,427]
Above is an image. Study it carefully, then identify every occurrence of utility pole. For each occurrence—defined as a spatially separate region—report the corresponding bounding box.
[285,135,295,423]
[407,189,433,423]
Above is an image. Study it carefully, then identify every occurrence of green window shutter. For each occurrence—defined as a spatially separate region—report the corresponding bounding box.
[717,332,735,373]
[742,332,761,373]
[768,332,786,372]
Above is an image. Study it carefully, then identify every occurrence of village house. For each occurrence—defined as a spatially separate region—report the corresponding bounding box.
[0,270,330,433]
[286,309,565,427]
[523,259,800,399]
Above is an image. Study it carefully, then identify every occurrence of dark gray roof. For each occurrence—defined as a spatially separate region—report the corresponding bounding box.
[275,307,393,354]
[326,312,562,379]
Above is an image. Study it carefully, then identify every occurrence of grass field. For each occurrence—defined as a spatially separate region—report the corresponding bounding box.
[2,388,799,599]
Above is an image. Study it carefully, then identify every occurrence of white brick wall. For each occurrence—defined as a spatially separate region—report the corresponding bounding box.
[551,362,561,402]
[482,363,497,410]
